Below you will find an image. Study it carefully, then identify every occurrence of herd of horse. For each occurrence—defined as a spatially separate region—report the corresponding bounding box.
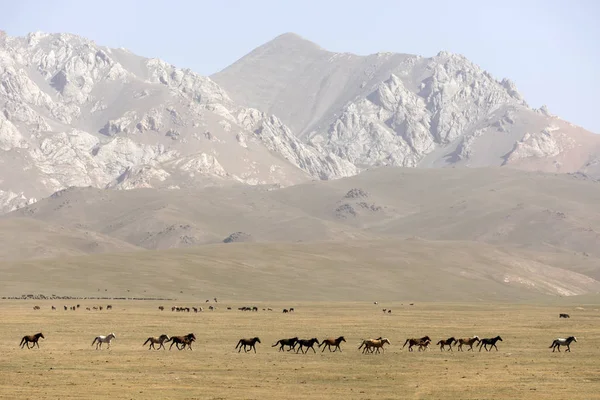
[18,332,578,353]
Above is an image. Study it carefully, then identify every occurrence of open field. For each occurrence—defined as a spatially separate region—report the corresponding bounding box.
[1,301,599,399]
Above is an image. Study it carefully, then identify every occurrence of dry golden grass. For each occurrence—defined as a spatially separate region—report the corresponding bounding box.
[1,300,599,399]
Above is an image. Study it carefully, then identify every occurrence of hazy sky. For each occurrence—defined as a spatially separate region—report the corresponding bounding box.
[1,0,599,133]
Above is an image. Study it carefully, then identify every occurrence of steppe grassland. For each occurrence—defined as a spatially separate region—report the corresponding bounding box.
[1,301,599,399]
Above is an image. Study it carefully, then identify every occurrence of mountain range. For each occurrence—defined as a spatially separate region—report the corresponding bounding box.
[1,30,599,301]
[1,30,599,214]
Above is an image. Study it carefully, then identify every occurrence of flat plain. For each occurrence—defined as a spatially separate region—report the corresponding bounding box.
[1,300,599,400]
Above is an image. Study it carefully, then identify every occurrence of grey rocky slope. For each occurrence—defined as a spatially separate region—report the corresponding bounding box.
[0,30,356,213]
[213,33,600,170]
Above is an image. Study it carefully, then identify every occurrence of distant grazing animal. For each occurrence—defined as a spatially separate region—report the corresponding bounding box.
[106,305,112,310]
[64,306,67,311]
[51,306,56,310]
[478,336,503,352]
[549,336,577,352]
[20,332,44,349]
[167,333,196,351]
[33,306,40,310]
[143,334,170,350]
[559,313,570,318]
[271,337,298,352]
[283,309,289,313]
[158,306,164,311]
[359,338,391,354]
[235,337,261,353]
[289,308,294,312]
[92,333,116,350]
[402,336,431,352]
[295,338,320,354]
[437,337,457,351]
[319,336,346,352]
[457,336,480,351]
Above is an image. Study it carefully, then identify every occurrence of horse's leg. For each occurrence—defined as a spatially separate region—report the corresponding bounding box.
[35,340,40,349]
[252,344,256,353]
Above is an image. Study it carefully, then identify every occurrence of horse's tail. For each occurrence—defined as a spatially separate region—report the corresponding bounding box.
[549,340,556,348]
[271,340,280,347]
[437,340,442,345]
[143,338,151,346]
[19,336,25,346]
[402,339,409,348]
[91,337,97,346]
[235,340,241,349]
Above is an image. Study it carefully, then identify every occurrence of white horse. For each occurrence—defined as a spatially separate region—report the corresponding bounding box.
[549,336,577,352]
[92,333,116,349]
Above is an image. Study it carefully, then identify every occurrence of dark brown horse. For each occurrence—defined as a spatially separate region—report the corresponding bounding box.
[235,337,261,353]
[402,336,431,352]
[20,332,44,349]
[271,337,298,352]
[168,333,196,350]
[478,336,503,352]
[437,337,457,351]
[319,336,346,352]
[295,338,320,354]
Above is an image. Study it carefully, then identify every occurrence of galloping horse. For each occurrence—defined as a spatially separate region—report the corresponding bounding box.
[168,333,196,350]
[235,337,261,353]
[20,332,44,349]
[295,338,320,354]
[143,334,170,350]
[437,337,457,351]
[92,333,116,350]
[359,338,391,354]
[457,336,480,351]
[402,336,431,352]
[319,336,346,352]
[549,336,577,352]
[478,336,503,352]
[271,337,298,352]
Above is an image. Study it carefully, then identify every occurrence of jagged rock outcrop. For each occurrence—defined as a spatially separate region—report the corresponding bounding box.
[214,33,600,173]
[0,32,358,212]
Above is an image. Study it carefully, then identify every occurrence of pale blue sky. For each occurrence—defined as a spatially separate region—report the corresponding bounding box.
[1,0,599,133]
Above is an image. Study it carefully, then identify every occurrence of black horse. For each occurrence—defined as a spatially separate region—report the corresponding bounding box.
[478,336,503,352]
[271,337,298,351]
[235,337,261,353]
[295,338,320,354]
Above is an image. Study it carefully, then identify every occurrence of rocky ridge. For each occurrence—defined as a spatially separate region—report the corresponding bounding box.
[0,31,357,213]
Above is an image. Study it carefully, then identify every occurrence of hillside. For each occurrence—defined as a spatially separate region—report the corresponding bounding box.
[1,239,598,301]
[4,168,598,255]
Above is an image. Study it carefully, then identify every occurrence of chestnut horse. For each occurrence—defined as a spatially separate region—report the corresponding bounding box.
[402,336,431,352]
[319,336,346,352]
